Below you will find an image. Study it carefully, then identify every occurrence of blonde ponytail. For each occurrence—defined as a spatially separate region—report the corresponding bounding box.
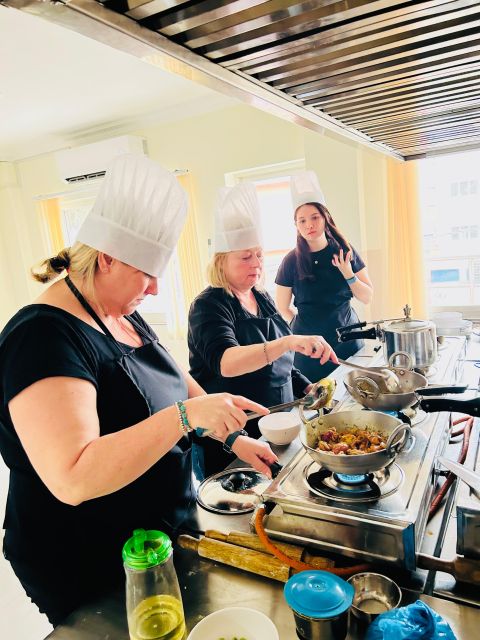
[31,243,99,299]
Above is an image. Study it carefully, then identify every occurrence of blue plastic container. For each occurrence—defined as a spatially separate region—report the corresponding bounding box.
[284,570,354,640]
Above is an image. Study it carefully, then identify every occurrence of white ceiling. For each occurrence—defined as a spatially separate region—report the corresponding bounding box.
[0,5,235,162]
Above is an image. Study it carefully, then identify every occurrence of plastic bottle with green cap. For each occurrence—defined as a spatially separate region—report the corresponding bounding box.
[123,528,186,640]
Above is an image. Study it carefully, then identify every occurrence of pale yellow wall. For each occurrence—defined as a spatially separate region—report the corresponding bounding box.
[134,104,305,270]
[2,101,390,332]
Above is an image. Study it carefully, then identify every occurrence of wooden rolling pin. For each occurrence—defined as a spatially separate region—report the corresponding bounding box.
[179,534,322,582]
[417,553,480,585]
[205,529,334,569]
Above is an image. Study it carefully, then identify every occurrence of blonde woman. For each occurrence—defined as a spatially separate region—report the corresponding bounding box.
[0,155,276,625]
[188,183,337,476]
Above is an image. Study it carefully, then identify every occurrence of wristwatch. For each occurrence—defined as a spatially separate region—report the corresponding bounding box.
[223,429,248,453]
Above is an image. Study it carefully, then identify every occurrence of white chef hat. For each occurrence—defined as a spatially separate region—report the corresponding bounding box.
[291,170,327,210]
[214,182,263,253]
[76,153,187,277]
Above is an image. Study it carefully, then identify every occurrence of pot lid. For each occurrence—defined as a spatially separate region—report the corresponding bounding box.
[388,318,433,332]
[196,467,270,514]
[284,570,354,619]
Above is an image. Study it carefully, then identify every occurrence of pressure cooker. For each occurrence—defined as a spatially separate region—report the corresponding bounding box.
[336,304,437,371]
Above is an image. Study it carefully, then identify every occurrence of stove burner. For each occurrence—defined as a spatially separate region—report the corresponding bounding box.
[335,473,369,485]
[305,462,404,503]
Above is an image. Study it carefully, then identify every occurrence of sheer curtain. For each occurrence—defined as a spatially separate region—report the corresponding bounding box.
[39,198,63,254]
[165,173,205,339]
[386,158,427,318]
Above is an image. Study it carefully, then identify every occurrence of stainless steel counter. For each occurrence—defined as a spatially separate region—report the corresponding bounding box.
[45,546,480,640]
[45,337,480,639]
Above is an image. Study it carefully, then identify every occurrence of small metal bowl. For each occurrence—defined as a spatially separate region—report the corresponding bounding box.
[347,573,402,623]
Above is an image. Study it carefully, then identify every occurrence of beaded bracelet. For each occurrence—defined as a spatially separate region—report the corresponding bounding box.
[174,400,193,435]
[263,341,273,366]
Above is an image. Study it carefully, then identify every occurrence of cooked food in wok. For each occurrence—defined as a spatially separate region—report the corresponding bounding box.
[315,426,388,455]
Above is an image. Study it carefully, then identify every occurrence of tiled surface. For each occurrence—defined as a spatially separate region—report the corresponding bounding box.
[0,459,53,640]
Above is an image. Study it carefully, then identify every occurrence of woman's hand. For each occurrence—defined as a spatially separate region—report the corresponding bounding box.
[185,393,269,440]
[231,436,278,478]
[287,335,338,365]
[332,249,354,279]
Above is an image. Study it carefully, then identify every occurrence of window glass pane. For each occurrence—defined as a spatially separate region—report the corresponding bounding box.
[419,149,480,313]
[252,175,297,296]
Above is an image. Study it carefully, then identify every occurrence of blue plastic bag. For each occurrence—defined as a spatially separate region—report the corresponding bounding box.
[365,600,457,640]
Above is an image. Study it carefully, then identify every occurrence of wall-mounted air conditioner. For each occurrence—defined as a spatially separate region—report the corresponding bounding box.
[55,135,146,183]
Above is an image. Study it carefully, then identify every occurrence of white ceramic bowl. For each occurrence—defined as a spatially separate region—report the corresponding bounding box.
[258,411,301,445]
[187,606,279,640]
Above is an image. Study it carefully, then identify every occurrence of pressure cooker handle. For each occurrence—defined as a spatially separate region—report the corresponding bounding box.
[420,397,480,417]
[337,320,369,333]
[336,327,378,342]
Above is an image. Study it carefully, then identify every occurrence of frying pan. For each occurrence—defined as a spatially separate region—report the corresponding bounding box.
[344,367,467,412]
[299,410,412,475]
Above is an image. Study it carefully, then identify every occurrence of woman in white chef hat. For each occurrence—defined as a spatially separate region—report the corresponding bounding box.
[275,171,373,381]
[0,154,277,626]
[188,182,337,477]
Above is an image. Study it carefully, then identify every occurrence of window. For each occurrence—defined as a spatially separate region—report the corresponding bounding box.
[419,149,480,315]
[226,160,304,296]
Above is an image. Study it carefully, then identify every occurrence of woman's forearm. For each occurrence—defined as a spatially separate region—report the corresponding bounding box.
[57,405,185,505]
[349,278,373,304]
[280,306,296,323]
[220,336,293,377]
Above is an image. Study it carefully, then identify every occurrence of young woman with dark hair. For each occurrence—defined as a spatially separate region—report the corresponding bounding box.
[276,173,373,381]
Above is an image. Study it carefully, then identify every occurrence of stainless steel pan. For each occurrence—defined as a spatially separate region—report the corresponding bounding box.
[344,368,466,412]
[299,410,412,475]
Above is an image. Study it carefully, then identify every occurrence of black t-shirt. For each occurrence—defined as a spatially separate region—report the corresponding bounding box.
[275,242,365,338]
[188,287,310,398]
[0,305,191,613]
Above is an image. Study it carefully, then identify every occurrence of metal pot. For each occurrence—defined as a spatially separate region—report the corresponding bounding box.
[299,410,412,475]
[337,305,437,371]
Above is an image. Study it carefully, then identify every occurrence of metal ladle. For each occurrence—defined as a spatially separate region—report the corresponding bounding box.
[337,358,402,393]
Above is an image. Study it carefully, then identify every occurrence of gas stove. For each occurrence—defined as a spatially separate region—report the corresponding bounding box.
[257,338,467,570]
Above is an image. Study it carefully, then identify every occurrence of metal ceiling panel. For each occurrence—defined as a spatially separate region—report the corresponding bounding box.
[10,0,480,159]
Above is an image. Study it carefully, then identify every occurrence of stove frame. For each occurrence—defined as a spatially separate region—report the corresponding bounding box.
[257,339,466,570]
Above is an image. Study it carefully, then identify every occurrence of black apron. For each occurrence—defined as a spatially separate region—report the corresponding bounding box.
[63,277,194,530]
[290,247,364,380]
[198,291,294,477]
[4,278,193,625]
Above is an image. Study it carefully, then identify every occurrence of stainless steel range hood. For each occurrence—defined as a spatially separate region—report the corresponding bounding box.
[7,0,480,160]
